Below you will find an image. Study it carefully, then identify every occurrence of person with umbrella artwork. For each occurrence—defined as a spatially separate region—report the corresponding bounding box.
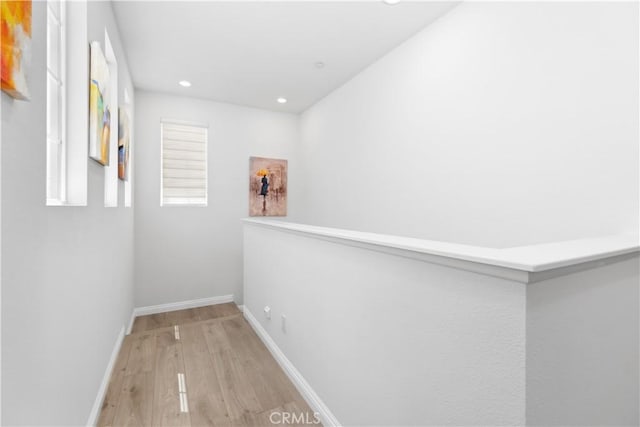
[257,168,269,215]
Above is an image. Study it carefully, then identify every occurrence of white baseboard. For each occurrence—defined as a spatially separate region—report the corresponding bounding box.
[87,325,125,427]
[126,308,136,335]
[243,307,340,427]
[132,294,235,319]
[237,304,245,313]
[126,295,235,335]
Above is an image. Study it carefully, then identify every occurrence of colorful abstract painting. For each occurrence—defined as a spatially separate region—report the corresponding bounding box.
[1,0,32,100]
[118,108,130,180]
[249,157,287,217]
[89,41,111,165]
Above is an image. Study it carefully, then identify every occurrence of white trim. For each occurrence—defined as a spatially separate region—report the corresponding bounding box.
[243,219,639,283]
[126,308,136,335]
[62,0,88,206]
[131,294,234,319]
[236,304,245,313]
[86,326,125,427]
[46,0,67,205]
[243,307,341,427]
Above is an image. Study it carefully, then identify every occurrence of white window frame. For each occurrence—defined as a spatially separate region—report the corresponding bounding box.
[46,0,66,205]
[46,0,89,207]
[160,120,209,207]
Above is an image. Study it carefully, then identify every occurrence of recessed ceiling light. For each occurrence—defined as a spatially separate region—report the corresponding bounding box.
[315,61,325,69]
[179,80,191,87]
[277,97,287,104]
[382,0,400,4]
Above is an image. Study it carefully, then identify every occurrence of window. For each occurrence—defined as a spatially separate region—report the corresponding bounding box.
[46,0,66,204]
[45,0,89,206]
[161,121,208,206]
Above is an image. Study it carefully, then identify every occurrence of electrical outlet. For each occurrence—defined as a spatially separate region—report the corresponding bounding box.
[281,314,287,333]
[264,306,271,319]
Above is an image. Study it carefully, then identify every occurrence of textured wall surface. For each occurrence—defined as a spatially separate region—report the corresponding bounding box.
[244,224,526,426]
[527,257,640,426]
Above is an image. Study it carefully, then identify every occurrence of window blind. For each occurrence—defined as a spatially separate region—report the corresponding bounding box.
[161,121,208,206]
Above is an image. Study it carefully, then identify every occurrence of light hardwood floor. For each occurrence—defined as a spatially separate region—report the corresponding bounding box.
[98,303,320,427]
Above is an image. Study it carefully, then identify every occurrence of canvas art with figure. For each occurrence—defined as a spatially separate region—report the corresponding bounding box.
[249,157,287,216]
[89,41,111,165]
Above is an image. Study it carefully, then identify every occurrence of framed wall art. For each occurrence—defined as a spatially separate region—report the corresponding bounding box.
[89,41,111,165]
[1,0,32,100]
[118,108,130,180]
[249,157,287,217]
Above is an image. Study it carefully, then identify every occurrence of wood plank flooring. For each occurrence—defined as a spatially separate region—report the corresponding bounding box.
[98,303,319,427]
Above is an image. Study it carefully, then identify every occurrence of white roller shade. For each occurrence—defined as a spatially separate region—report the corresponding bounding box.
[161,121,208,206]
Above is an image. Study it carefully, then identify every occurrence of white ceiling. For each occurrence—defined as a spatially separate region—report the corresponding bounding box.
[112,1,458,113]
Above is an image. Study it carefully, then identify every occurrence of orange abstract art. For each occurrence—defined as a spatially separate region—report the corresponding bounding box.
[1,0,32,100]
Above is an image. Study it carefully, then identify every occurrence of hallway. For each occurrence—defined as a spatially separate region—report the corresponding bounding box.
[1,1,638,424]
[98,304,318,426]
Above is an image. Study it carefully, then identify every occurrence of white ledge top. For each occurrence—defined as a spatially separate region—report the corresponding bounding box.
[243,219,639,277]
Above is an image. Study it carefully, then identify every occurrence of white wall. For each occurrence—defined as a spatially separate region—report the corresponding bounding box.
[134,91,298,307]
[527,257,639,426]
[244,223,640,426]
[1,2,135,425]
[297,1,639,248]
[244,224,526,426]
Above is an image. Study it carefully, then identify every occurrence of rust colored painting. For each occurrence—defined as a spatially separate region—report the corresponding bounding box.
[249,157,287,217]
[1,0,32,100]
